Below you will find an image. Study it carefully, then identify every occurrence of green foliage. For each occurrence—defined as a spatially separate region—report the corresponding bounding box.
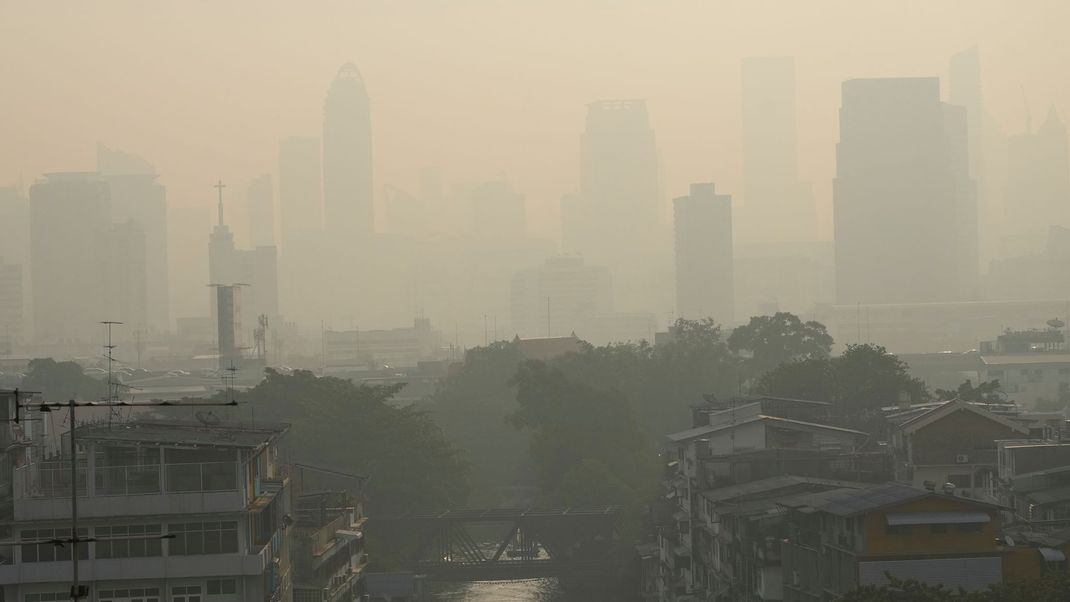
[841,572,1070,601]
[934,379,1004,402]
[20,358,108,401]
[238,369,469,515]
[758,344,928,410]
[728,312,834,375]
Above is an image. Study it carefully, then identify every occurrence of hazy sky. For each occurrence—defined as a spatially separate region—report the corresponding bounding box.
[3,1,1069,240]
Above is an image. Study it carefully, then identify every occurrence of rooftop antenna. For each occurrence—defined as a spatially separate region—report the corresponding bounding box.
[214,179,226,227]
[101,321,124,429]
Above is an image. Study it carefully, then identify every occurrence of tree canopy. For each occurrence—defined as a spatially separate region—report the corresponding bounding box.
[840,573,1070,601]
[235,368,469,515]
[728,312,833,376]
[758,343,928,410]
[934,379,1003,402]
[21,357,108,402]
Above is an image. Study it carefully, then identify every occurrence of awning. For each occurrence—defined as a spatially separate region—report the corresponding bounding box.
[1040,547,1066,562]
[885,512,991,526]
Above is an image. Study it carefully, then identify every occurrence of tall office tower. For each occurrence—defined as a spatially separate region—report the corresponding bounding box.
[278,136,323,328]
[673,183,735,324]
[510,256,613,339]
[740,57,816,243]
[169,205,211,321]
[0,259,23,353]
[97,145,169,333]
[322,63,373,245]
[0,188,30,338]
[568,100,660,309]
[106,220,149,331]
[1005,106,1070,247]
[471,181,525,240]
[29,173,112,346]
[833,78,977,305]
[246,174,275,248]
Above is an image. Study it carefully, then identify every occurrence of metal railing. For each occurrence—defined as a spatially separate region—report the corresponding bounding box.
[18,462,238,499]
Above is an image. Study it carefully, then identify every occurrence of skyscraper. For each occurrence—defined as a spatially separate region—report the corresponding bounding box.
[246,174,275,248]
[322,63,373,244]
[471,181,525,240]
[278,136,323,328]
[97,146,169,333]
[833,78,977,305]
[510,256,613,339]
[740,57,816,243]
[565,100,662,312]
[0,258,23,354]
[1005,106,1070,249]
[673,183,734,324]
[29,173,112,346]
[208,182,279,330]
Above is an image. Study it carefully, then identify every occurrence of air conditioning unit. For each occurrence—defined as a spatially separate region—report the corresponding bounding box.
[956,454,970,464]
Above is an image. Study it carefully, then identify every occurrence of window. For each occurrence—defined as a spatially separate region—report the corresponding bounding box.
[171,587,201,602]
[98,588,160,602]
[21,528,88,562]
[25,593,69,602]
[956,523,983,534]
[885,524,911,536]
[168,522,238,555]
[206,580,236,596]
[96,525,163,558]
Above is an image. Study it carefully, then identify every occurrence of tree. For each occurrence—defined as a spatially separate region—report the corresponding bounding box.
[20,358,108,402]
[840,572,1070,601]
[728,312,833,375]
[235,369,469,515]
[757,344,928,411]
[935,379,1003,402]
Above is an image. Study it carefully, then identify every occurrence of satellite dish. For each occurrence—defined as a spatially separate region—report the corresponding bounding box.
[1048,318,1065,329]
[195,411,221,427]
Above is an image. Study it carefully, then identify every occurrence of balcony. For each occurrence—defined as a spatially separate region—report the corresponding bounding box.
[14,462,245,520]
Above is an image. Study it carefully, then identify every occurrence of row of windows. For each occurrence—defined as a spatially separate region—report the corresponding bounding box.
[28,582,233,602]
[20,522,238,562]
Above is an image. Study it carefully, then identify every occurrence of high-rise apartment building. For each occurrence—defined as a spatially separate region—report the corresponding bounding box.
[97,146,170,334]
[278,136,323,329]
[0,259,22,354]
[673,183,735,324]
[322,63,373,244]
[833,77,977,305]
[740,57,816,243]
[29,173,113,346]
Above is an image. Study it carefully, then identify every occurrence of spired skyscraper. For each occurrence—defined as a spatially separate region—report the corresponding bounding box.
[322,63,373,246]
[739,57,816,243]
[833,77,977,305]
[1004,105,1070,253]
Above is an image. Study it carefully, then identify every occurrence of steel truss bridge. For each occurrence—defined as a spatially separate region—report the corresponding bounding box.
[370,506,622,581]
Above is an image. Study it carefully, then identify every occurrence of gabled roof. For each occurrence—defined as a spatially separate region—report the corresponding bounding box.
[897,399,1030,436]
[786,482,1002,517]
[666,415,867,444]
[700,475,864,505]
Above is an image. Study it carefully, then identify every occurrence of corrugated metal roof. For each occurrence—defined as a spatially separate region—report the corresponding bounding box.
[885,511,990,526]
[1040,547,1066,562]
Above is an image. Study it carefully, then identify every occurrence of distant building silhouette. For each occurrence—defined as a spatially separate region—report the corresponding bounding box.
[1004,105,1070,249]
[564,100,661,311]
[323,63,373,244]
[0,187,29,342]
[833,77,977,305]
[740,57,816,243]
[0,258,22,353]
[246,174,275,248]
[29,173,113,346]
[214,284,242,370]
[278,136,323,328]
[208,183,278,332]
[97,145,169,333]
[673,183,734,324]
[510,256,613,339]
